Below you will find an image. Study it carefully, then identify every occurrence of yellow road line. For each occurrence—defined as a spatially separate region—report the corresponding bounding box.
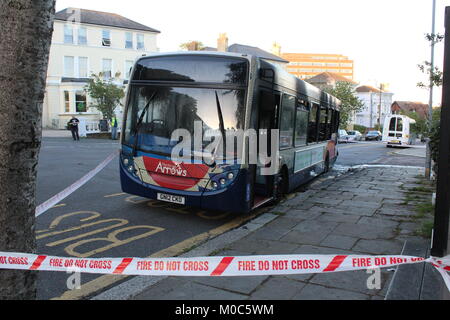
[53,211,259,300]
[339,143,380,149]
[104,193,127,198]
[52,204,66,208]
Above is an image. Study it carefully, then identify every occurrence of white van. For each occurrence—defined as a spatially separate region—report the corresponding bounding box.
[382,115,416,147]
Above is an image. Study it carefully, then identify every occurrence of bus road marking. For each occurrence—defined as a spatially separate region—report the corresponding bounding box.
[64,225,165,258]
[36,211,165,259]
[52,203,67,208]
[52,210,260,300]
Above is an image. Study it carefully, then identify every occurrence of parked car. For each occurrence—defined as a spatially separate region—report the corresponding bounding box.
[346,130,363,142]
[338,129,349,143]
[365,130,382,141]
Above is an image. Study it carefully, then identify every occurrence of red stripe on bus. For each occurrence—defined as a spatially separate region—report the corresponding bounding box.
[323,255,347,272]
[210,257,234,276]
[30,255,47,270]
[113,258,133,274]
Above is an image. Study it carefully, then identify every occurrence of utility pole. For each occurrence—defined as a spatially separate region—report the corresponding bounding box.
[425,0,437,179]
[378,84,383,129]
[370,92,373,128]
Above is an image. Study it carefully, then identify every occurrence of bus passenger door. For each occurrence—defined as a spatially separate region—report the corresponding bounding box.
[254,90,280,199]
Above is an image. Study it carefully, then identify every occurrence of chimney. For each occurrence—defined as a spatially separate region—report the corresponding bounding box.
[217,33,228,52]
[271,42,281,56]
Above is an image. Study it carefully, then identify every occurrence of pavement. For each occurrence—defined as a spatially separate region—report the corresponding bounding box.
[42,129,72,138]
[91,165,439,300]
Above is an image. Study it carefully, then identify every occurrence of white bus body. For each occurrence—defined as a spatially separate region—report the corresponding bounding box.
[382,115,416,147]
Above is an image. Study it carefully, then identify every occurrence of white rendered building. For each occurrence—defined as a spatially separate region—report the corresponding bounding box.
[354,85,394,129]
[43,8,160,129]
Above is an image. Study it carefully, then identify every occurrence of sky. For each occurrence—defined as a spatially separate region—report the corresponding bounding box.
[55,0,450,104]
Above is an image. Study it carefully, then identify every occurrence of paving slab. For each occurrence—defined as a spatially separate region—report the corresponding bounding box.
[249,276,306,300]
[333,223,396,240]
[292,283,370,300]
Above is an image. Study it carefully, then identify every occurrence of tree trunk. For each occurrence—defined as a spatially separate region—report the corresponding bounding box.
[0,0,55,299]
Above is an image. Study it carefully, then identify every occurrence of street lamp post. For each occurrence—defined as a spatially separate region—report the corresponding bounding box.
[426,0,437,179]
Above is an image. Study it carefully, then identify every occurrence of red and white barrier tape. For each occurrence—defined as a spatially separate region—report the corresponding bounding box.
[35,150,119,217]
[1,251,449,290]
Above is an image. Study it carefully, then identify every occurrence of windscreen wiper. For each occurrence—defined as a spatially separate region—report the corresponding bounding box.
[132,92,157,156]
[212,91,226,164]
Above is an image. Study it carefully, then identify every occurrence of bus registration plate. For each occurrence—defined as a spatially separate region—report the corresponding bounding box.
[157,193,185,205]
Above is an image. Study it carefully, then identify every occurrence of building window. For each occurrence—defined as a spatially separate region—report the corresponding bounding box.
[64,25,73,44]
[78,27,87,45]
[64,56,75,77]
[78,57,88,78]
[137,34,144,50]
[102,59,112,79]
[102,30,111,47]
[125,60,134,79]
[75,91,87,113]
[64,91,70,113]
[125,32,133,49]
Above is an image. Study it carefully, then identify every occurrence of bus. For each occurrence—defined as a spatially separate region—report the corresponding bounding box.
[382,114,416,147]
[120,52,340,213]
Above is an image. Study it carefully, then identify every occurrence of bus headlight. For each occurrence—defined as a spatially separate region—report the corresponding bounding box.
[127,165,135,173]
[123,158,129,166]
[208,170,238,190]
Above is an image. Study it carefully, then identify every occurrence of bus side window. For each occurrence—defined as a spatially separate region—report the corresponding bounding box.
[332,109,339,134]
[279,94,296,149]
[308,103,319,143]
[295,102,308,147]
[326,107,333,140]
[318,106,328,141]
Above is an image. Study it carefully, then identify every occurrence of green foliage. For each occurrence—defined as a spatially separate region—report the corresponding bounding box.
[399,110,428,135]
[324,81,364,128]
[429,107,441,174]
[179,41,205,51]
[353,124,367,134]
[417,33,444,89]
[84,73,125,120]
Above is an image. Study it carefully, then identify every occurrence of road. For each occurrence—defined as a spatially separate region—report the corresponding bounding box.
[34,136,425,300]
[335,141,425,168]
[36,137,258,300]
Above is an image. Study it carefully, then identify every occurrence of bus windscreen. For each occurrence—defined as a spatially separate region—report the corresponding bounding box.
[123,85,246,157]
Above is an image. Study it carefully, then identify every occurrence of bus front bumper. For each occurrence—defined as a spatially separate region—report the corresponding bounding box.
[120,164,251,213]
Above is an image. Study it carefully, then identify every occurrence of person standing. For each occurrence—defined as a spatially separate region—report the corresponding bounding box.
[68,116,80,141]
[111,115,118,140]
